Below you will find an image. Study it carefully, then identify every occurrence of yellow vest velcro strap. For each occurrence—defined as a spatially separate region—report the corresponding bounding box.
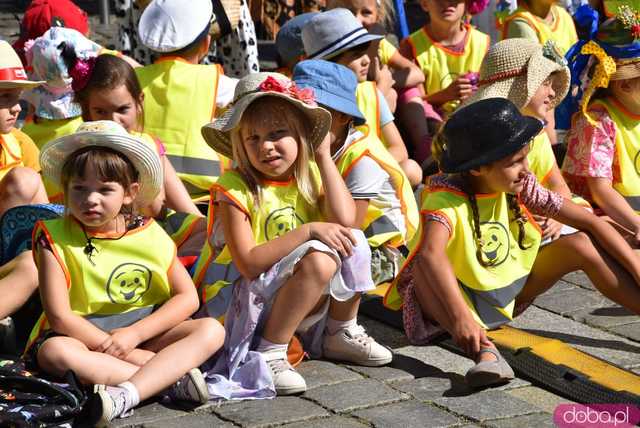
[86,306,155,331]
[460,275,528,328]
[625,196,640,210]
[205,282,234,319]
[364,215,400,239]
[166,155,221,177]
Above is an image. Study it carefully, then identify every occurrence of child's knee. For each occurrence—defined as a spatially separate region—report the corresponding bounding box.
[1,167,42,197]
[37,337,75,371]
[192,317,225,350]
[298,251,338,285]
[568,232,600,262]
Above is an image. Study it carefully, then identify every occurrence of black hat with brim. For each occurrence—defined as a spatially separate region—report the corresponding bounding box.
[439,98,544,174]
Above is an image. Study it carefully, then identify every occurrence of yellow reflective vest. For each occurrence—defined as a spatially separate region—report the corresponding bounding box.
[501,5,578,55]
[333,127,418,248]
[26,217,175,353]
[385,176,541,328]
[0,130,25,181]
[192,170,322,321]
[407,24,489,114]
[589,98,640,212]
[356,81,381,138]
[528,132,556,186]
[136,57,226,199]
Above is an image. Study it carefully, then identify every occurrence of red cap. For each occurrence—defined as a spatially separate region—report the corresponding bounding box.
[13,0,89,64]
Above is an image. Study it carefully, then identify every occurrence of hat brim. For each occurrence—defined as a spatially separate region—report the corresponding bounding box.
[303,86,366,126]
[201,92,332,159]
[467,53,570,110]
[0,80,45,89]
[40,131,163,206]
[611,60,640,80]
[311,33,383,60]
[440,116,543,173]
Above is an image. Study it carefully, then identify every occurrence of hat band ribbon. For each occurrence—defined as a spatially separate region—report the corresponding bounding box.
[308,26,369,59]
[477,67,526,87]
[0,67,28,81]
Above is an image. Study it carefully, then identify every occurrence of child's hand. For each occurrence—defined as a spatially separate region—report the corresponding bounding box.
[308,222,357,257]
[444,76,475,102]
[97,327,142,359]
[315,133,332,159]
[452,314,491,357]
[372,57,395,95]
[533,215,564,241]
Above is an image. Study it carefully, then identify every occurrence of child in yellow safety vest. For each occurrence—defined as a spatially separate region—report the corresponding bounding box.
[384,98,640,389]
[466,38,585,242]
[293,60,420,285]
[0,40,49,324]
[562,4,640,246]
[135,0,238,201]
[26,120,224,425]
[196,72,391,397]
[397,0,490,163]
[71,53,206,265]
[302,8,423,187]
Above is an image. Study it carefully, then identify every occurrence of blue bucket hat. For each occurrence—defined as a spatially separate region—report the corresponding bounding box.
[293,59,366,126]
[276,12,318,66]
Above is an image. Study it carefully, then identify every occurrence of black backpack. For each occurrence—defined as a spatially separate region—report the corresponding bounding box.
[0,359,86,427]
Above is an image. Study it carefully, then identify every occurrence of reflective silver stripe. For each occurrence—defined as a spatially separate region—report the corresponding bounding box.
[624,196,640,211]
[205,282,234,318]
[166,155,221,177]
[86,306,154,331]
[459,276,528,329]
[363,216,400,238]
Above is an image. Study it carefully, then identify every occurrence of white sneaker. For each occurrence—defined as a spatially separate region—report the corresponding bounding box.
[94,386,134,427]
[167,368,209,404]
[323,324,393,366]
[261,349,307,395]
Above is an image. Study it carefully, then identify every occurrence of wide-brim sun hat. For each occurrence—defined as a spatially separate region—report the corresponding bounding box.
[276,12,319,65]
[293,59,366,126]
[302,8,383,60]
[138,0,213,52]
[40,120,163,206]
[439,98,543,174]
[201,72,331,160]
[466,39,570,110]
[0,40,44,89]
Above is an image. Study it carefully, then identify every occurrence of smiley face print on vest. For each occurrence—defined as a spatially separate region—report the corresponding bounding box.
[264,207,303,241]
[106,263,153,304]
[634,150,640,176]
[479,222,510,267]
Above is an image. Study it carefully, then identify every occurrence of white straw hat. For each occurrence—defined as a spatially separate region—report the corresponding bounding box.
[0,40,44,89]
[466,39,570,110]
[202,72,331,159]
[138,0,213,52]
[40,121,162,206]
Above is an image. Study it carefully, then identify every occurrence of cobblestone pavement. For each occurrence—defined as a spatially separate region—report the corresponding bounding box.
[1,7,639,428]
[105,272,638,428]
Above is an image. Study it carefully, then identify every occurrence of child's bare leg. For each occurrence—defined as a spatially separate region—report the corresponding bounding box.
[328,294,360,321]
[129,317,223,400]
[518,232,640,314]
[262,251,338,344]
[0,251,38,319]
[0,167,48,216]
[37,336,140,385]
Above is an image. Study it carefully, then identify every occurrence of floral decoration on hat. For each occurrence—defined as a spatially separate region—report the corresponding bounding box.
[617,5,640,40]
[254,76,316,106]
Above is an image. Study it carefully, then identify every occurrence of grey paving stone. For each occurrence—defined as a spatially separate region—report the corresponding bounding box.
[562,271,595,290]
[392,376,470,402]
[109,402,190,427]
[345,364,415,383]
[353,399,460,428]
[570,306,639,328]
[434,389,539,422]
[143,413,234,428]
[346,351,442,382]
[394,345,475,376]
[359,315,411,349]
[510,306,640,369]
[533,288,615,316]
[506,386,574,413]
[485,413,556,428]
[303,378,408,412]
[540,279,577,294]
[214,397,329,427]
[297,359,362,390]
[608,322,640,342]
[282,416,369,428]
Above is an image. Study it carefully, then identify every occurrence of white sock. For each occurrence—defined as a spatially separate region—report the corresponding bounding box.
[256,337,288,354]
[326,317,358,335]
[117,381,140,410]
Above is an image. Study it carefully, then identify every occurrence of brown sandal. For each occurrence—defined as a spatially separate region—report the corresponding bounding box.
[465,347,515,389]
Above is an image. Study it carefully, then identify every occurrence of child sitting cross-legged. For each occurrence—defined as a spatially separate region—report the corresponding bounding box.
[25,121,224,425]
